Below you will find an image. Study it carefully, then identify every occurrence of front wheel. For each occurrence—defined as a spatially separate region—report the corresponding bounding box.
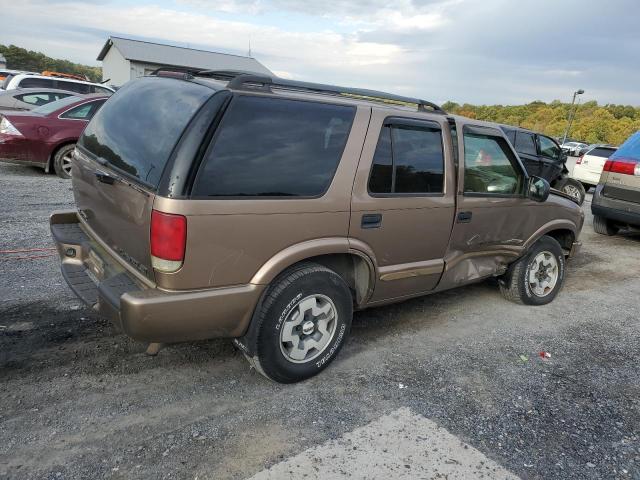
[53,144,75,179]
[499,236,566,306]
[560,178,586,205]
[251,263,353,383]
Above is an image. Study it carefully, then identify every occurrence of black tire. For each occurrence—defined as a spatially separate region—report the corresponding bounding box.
[53,143,75,179]
[593,215,619,236]
[560,178,585,205]
[499,235,566,306]
[252,262,353,383]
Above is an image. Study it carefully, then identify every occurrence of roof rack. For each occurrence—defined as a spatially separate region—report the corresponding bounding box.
[149,68,445,114]
[198,70,446,114]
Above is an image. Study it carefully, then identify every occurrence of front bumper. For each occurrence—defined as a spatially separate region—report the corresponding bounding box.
[50,210,265,343]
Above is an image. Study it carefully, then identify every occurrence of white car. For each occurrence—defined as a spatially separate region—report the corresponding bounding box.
[562,142,588,156]
[2,73,114,95]
[571,145,618,189]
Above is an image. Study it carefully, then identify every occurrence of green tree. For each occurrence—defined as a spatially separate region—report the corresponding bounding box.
[0,44,102,82]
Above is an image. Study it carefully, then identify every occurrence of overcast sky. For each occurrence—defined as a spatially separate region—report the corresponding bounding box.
[2,0,639,105]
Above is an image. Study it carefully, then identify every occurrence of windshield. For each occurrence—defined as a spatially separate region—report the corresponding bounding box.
[32,95,82,115]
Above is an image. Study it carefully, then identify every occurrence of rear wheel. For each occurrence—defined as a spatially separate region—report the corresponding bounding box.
[251,263,353,383]
[560,178,585,205]
[499,235,566,306]
[593,215,619,236]
[53,143,75,179]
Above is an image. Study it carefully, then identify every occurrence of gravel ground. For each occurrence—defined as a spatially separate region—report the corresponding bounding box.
[1,162,639,480]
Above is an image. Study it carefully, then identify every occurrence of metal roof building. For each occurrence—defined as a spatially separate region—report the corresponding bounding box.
[97,36,272,87]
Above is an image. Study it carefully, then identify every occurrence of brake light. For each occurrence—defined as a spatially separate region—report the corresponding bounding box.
[0,117,22,136]
[150,210,187,272]
[603,159,640,176]
[576,155,583,164]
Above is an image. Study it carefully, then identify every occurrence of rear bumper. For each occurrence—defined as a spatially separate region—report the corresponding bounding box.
[592,204,640,227]
[592,184,640,227]
[50,210,265,343]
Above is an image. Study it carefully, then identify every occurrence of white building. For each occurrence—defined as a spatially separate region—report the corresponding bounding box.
[97,36,273,87]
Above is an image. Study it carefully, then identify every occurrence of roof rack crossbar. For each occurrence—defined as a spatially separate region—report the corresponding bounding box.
[197,70,446,114]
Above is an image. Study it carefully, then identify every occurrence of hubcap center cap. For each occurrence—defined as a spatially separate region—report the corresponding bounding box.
[302,320,315,335]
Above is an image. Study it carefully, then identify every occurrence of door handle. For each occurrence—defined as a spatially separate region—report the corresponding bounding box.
[361,213,382,229]
[457,211,472,223]
[95,171,115,185]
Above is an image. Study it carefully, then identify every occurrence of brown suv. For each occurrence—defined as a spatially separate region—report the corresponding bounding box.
[51,71,583,383]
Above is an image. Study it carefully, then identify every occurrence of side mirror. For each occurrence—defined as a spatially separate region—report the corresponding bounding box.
[560,150,568,162]
[528,176,550,202]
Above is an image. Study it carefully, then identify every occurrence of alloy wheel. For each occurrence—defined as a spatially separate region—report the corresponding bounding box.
[528,251,559,297]
[279,294,338,363]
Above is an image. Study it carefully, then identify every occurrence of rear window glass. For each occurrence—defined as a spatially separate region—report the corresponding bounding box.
[588,147,616,158]
[192,96,355,197]
[610,131,640,162]
[79,77,212,187]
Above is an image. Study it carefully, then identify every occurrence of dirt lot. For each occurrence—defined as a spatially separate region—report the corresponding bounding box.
[1,162,639,480]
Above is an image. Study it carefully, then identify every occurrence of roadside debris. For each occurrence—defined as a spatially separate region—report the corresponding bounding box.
[519,355,529,363]
[539,351,552,359]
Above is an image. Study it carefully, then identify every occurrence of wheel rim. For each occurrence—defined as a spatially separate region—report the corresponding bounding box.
[279,294,338,363]
[563,184,581,201]
[61,150,73,177]
[528,251,559,297]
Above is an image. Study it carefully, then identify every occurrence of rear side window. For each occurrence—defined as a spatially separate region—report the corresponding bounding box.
[369,121,444,195]
[57,80,91,94]
[60,100,105,120]
[514,131,537,156]
[79,77,212,188]
[192,96,355,197]
[589,147,616,158]
[16,92,71,106]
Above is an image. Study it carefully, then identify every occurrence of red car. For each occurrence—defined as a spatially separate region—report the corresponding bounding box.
[0,94,108,178]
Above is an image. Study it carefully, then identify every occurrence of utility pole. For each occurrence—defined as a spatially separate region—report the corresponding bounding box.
[562,89,585,145]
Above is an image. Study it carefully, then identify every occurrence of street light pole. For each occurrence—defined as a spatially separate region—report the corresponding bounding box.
[562,89,585,145]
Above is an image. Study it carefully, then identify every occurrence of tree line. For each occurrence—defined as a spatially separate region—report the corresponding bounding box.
[442,100,640,146]
[0,44,101,83]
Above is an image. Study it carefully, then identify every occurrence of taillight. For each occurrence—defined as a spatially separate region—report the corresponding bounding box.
[150,210,187,273]
[0,117,22,136]
[576,155,583,164]
[603,159,640,176]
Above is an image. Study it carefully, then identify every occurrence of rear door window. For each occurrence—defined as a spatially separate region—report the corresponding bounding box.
[514,131,538,156]
[19,78,54,89]
[78,77,213,188]
[369,120,444,195]
[192,96,355,197]
[539,135,560,159]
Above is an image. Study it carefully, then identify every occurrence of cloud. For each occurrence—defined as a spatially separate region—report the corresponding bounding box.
[2,0,640,105]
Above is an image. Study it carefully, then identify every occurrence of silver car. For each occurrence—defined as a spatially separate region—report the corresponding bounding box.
[0,88,75,111]
[592,131,640,235]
